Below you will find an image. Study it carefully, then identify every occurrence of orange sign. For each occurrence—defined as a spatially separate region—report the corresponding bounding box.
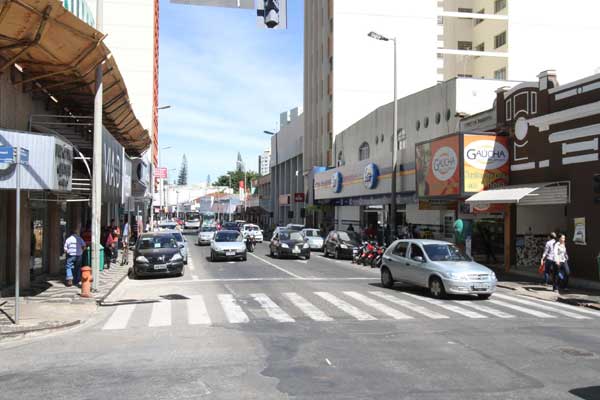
[416,135,460,197]
[463,135,509,193]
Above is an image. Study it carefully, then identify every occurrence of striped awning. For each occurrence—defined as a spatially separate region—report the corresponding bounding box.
[0,0,150,155]
[466,182,570,206]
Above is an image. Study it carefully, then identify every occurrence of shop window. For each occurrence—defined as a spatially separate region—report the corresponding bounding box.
[358,142,370,161]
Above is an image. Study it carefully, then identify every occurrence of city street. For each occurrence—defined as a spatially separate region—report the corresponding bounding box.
[1,232,600,400]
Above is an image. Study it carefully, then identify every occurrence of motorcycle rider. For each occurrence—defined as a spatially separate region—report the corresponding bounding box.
[246,233,256,252]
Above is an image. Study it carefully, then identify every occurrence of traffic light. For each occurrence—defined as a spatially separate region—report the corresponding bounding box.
[257,0,286,30]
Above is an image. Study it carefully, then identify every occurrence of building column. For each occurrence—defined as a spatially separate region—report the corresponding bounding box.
[504,204,515,272]
[19,194,31,289]
[46,201,61,275]
[0,191,7,288]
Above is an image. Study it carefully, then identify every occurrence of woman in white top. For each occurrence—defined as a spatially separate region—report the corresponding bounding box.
[552,234,568,291]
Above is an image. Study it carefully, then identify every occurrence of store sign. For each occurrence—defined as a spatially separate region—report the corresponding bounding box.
[416,135,460,197]
[54,140,73,192]
[463,135,509,193]
[279,194,290,205]
[331,171,343,193]
[102,128,123,203]
[294,192,305,203]
[363,163,379,189]
[154,167,167,179]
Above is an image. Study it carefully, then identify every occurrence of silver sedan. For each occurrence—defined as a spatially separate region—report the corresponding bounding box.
[380,239,497,299]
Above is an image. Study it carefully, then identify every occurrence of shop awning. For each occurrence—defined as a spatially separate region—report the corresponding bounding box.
[0,0,150,155]
[465,182,570,206]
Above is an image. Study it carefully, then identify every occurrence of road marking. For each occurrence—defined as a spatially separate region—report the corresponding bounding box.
[369,291,449,319]
[493,293,591,319]
[455,301,515,318]
[248,253,304,279]
[403,293,487,319]
[148,301,172,327]
[218,294,249,323]
[344,291,413,319]
[284,292,333,321]
[250,293,295,322]
[488,299,556,318]
[514,295,600,317]
[315,292,377,321]
[102,304,136,330]
[187,295,211,325]
[191,275,199,281]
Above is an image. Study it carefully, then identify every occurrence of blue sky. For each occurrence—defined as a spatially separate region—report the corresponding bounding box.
[158,0,303,184]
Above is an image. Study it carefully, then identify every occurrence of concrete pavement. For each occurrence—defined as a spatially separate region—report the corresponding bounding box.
[1,233,600,399]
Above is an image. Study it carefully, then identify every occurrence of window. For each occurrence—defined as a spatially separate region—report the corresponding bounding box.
[397,129,407,151]
[435,112,441,124]
[494,67,507,80]
[457,41,473,51]
[410,244,425,260]
[495,31,507,48]
[358,142,370,161]
[457,7,472,18]
[531,92,538,114]
[437,53,444,59]
[476,43,485,52]
[474,8,485,25]
[392,241,409,257]
[337,151,343,166]
[375,136,379,145]
[446,109,452,121]
[380,134,384,143]
[494,0,506,13]
[424,117,429,128]
[416,120,421,131]
[458,74,473,78]
[437,15,443,25]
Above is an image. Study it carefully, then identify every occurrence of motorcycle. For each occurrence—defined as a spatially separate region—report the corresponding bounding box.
[352,242,367,264]
[371,244,386,268]
[245,234,256,253]
[357,241,377,266]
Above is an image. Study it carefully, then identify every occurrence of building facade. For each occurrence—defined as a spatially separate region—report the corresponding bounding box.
[258,149,271,176]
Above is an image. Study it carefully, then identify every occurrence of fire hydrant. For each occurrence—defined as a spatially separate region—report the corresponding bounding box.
[80,266,92,298]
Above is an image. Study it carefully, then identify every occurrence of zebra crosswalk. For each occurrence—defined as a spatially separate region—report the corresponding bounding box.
[101,290,600,331]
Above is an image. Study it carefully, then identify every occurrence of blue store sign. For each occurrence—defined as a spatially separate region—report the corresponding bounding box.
[363,163,379,189]
[331,171,343,193]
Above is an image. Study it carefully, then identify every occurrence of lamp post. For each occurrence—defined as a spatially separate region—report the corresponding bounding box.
[368,31,398,239]
[264,130,277,227]
[159,145,172,220]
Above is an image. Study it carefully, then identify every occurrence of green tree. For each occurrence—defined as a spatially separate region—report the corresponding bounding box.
[177,154,188,186]
[213,170,259,193]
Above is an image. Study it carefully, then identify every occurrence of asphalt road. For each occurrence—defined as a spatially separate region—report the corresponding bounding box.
[2,232,600,400]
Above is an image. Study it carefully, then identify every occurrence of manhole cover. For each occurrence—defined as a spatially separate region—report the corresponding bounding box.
[560,348,596,358]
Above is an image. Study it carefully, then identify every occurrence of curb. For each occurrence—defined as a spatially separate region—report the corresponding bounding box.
[96,268,130,305]
[0,319,81,338]
[498,283,600,310]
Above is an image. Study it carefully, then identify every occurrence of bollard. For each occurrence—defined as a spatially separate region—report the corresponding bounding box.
[80,266,92,298]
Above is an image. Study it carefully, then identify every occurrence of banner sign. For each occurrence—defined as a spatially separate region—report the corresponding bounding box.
[154,167,167,179]
[294,192,305,203]
[573,217,586,245]
[416,135,460,197]
[463,135,509,193]
[102,128,123,204]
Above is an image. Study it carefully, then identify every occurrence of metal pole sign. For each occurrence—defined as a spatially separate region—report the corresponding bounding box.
[12,146,28,324]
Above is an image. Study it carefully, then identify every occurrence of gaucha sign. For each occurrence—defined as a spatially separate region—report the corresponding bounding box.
[102,128,124,204]
[463,135,509,193]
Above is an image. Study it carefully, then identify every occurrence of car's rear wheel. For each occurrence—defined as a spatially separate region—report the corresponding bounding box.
[477,294,492,300]
[429,277,446,299]
[381,267,394,289]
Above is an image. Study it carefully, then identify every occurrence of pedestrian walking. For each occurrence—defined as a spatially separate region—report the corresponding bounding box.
[540,232,557,285]
[552,234,569,291]
[103,226,115,270]
[110,219,120,263]
[347,223,355,232]
[63,227,86,287]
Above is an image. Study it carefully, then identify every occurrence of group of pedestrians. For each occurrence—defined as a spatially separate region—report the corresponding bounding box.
[541,232,570,291]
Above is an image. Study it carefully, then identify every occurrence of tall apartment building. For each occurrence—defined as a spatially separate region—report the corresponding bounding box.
[304,0,600,172]
[258,149,271,176]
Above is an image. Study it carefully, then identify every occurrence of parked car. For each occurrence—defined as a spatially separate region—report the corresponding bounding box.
[241,223,264,242]
[132,232,184,278]
[210,230,247,261]
[167,230,188,264]
[379,239,497,299]
[300,228,324,251]
[197,225,217,246]
[269,229,310,259]
[286,224,305,231]
[324,230,361,259]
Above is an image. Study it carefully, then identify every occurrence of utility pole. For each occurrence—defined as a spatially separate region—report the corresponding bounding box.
[91,0,104,291]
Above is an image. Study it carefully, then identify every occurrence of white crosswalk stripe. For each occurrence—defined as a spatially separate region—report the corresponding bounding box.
[369,291,449,319]
[148,301,172,327]
[250,293,295,322]
[187,295,211,325]
[102,304,136,330]
[488,299,556,318]
[218,294,249,323]
[284,292,333,321]
[455,300,515,318]
[517,296,600,317]
[315,292,377,321]
[343,291,413,319]
[493,293,591,319]
[402,293,488,319]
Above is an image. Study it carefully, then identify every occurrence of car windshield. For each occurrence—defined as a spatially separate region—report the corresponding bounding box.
[138,235,178,249]
[286,225,304,231]
[186,212,200,221]
[244,225,259,231]
[424,244,472,262]
[280,231,303,241]
[338,231,359,242]
[215,232,242,242]
[172,232,183,242]
[201,227,216,232]
[304,230,320,237]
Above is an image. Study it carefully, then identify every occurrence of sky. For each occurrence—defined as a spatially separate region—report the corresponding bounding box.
[158,0,303,185]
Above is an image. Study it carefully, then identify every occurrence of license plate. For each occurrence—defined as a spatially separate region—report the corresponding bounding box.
[226,251,235,256]
[153,264,167,270]
[292,248,300,254]
[472,283,489,290]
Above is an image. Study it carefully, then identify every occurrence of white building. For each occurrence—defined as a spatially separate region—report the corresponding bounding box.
[258,149,271,176]
[304,0,600,171]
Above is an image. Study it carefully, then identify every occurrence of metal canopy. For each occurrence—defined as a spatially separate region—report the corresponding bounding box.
[465,182,570,206]
[0,0,150,155]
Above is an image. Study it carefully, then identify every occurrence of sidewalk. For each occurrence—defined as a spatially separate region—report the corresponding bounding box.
[0,256,131,340]
[491,267,600,311]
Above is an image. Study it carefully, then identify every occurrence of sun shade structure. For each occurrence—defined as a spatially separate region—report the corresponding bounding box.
[465,182,570,206]
[0,0,150,155]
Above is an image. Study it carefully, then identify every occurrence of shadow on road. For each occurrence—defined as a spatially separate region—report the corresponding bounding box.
[570,386,600,400]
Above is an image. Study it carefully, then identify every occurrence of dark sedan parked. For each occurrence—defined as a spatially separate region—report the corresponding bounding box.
[269,229,310,260]
[132,232,184,278]
[324,230,361,259]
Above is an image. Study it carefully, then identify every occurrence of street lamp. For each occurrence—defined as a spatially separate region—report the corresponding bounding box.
[157,105,172,110]
[159,145,172,220]
[368,30,398,240]
[264,130,278,227]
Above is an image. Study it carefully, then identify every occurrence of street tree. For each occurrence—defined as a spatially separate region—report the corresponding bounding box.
[177,154,188,186]
[213,170,258,193]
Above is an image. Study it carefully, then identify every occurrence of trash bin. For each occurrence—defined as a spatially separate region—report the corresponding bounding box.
[83,245,104,271]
